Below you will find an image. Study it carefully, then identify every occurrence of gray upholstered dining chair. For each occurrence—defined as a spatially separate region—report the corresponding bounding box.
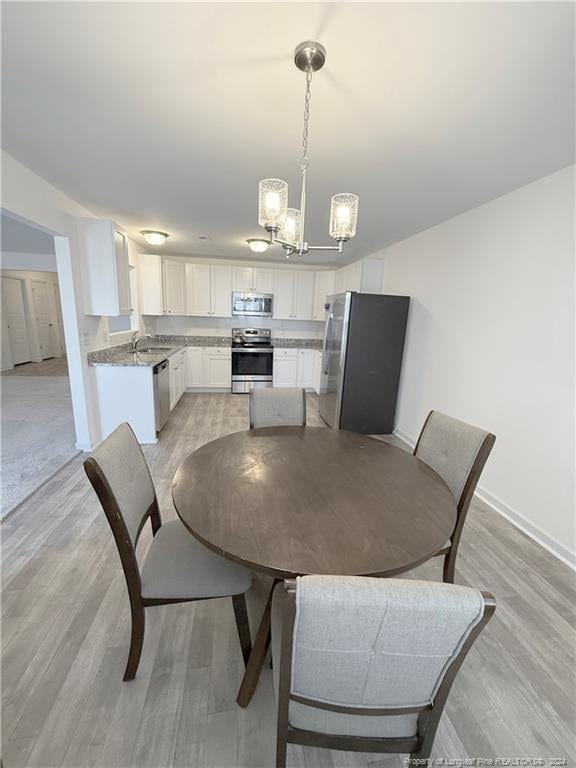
[249,387,307,429]
[84,422,252,681]
[414,411,496,583]
[272,575,495,767]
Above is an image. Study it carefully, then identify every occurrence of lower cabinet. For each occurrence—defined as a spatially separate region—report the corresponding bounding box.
[204,348,232,387]
[297,349,316,390]
[273,349,298,387]
[313,350,323,394]
[186,346,231,389]
[169,349,188,410]
[274,348,323,390]
[186,347,204,387]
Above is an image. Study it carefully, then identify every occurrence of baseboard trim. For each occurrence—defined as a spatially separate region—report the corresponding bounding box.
[474,487,576,571]
[393,426,576,572]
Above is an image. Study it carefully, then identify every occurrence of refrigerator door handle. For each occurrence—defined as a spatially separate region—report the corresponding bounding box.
[323,314,333,375]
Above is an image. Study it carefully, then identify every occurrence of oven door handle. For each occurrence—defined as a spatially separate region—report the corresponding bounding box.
[232,348,274,353]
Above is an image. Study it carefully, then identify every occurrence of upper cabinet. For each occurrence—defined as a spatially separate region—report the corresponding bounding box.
[333,259,384,295]
[312,271,335,321]
[211,265,232,317]
[163,259,187,315]
[232,266,274,294]
[273,270,295,320]
[273,270,314,320]
[253,268,275,293]
[79,219,132,316]
[138,254,164,315]
[186,264,211,316]
[187,264,232,317]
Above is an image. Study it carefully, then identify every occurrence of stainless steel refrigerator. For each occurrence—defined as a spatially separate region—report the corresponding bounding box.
[319,292,410,434]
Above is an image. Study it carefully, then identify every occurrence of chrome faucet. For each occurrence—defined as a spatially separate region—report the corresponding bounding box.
[130,332,152,354]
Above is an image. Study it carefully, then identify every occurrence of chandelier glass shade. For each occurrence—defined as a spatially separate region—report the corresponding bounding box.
[258,179,288,230]
[329,194,359,241]
[278,208,301,245]
[256,42,359,258]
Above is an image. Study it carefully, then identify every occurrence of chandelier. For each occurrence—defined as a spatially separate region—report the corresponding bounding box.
[257,42,359,258]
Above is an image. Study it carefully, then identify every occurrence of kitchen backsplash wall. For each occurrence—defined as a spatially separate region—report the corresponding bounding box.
[143,315,324,339]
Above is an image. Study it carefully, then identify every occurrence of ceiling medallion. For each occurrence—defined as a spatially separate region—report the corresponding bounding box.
[257,42,359,259]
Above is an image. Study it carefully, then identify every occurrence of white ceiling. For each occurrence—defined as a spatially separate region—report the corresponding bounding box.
[2,2,574,266]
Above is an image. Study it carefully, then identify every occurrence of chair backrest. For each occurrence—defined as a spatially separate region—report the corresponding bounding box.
[249,387,307,429]
[414,410,495,512]
[84,423,160,576]
[278,575,495,752]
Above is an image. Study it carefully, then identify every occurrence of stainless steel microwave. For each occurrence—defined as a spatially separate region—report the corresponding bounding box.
[231,292,273,317]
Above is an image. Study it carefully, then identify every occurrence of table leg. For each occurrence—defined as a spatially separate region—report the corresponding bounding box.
[237,579,278,708]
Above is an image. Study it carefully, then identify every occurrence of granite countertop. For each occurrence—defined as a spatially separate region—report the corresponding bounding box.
[88,342,187,367]
[88,334,323,366]
[273,338,323,350]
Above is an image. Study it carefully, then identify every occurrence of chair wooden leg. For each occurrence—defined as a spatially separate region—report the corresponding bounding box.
[123,600,145,681]
[443,549,456,584]
[275,734,288,768]
[237,582,276,707]
[232,593,253,668]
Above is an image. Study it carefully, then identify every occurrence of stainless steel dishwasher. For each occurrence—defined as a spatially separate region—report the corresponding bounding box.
[153,360,170,432]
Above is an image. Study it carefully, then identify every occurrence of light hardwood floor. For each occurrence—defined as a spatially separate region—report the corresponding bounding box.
[2,393,575,767]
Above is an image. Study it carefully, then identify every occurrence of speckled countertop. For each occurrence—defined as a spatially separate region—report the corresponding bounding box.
[87,341,187,367]
[272,338,322,350]
[88,334,323,366]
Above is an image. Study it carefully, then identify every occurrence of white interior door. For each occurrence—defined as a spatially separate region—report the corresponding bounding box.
[1,277,31,365]
[51,283,66,355]
[31,280,55,359]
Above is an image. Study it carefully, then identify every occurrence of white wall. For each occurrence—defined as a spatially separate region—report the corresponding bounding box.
[1,251,57,271]
[1,152,142,448]
[377,166,575,567]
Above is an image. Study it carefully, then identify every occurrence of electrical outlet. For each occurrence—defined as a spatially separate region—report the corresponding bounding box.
[83,332,91,347]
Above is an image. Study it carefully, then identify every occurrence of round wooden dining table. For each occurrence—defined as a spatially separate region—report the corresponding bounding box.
[172,426,457,707]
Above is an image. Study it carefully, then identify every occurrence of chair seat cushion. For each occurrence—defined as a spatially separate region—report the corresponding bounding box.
[141,519,252,600]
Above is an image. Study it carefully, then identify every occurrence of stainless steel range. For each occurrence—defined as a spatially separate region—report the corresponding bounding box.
[231,328,274,394]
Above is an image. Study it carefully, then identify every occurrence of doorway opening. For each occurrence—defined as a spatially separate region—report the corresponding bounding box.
[1,212,78,518]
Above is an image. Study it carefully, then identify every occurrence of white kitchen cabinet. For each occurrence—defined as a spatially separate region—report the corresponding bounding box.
[186,264,211,316]
[253,268,274,293]
[333,258,384,295]
[313,349,323,394]
[293,271,314,320]
[273,271,295,320]
[79,219,132,316]
[233,267,253,292]
[163,259,187,315]
[169,349,188,409]
[210,265,232,317]
[232,267,274,293]
[138,254,164,315]
[273,270,314,320]
[297,349,316,390]
[186,346,204,388]
[313,271,335,320]
[204,347,231,388]
[273,348,298,387]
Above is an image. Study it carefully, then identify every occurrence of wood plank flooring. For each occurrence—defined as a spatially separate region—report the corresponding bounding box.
[2,393,575,767]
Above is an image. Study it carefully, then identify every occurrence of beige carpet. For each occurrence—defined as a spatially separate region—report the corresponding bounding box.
[1,358,78,518]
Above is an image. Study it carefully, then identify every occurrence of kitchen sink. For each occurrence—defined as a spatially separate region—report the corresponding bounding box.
[137,346,173,353]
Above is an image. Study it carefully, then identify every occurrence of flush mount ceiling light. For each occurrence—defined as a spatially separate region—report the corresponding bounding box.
[257,41,359,259]
[246,238,270,254]
[141,230,169,246]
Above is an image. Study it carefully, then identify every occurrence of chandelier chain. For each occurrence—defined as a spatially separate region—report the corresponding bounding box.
[301,66,313,173]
